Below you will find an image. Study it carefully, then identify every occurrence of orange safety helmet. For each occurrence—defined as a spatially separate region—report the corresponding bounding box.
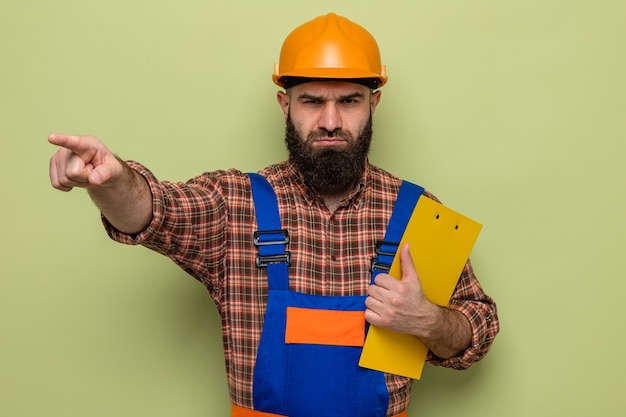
[272,13,387,88]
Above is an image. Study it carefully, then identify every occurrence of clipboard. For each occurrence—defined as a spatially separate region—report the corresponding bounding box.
[359,196,482,380]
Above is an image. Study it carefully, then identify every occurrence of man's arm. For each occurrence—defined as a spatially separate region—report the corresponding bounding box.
[364,243,473,359]
[48,134,152,234]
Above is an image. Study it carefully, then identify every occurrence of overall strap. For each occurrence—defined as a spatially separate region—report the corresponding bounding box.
[248,173,290,291]
[371,181,424,284]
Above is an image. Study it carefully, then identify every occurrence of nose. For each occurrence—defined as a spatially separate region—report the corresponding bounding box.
[318,102,342,133]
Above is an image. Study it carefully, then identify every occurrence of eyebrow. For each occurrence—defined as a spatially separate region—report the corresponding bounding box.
[296,92,366,101]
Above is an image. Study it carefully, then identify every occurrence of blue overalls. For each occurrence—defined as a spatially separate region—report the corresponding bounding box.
[246,173,423,417]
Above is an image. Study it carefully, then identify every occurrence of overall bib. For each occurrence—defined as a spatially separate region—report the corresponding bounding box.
[241,173,423,417]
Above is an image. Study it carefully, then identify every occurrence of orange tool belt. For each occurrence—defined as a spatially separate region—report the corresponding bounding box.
[231,404,408,417]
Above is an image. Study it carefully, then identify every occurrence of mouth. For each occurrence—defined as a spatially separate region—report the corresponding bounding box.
[313,138,347,147]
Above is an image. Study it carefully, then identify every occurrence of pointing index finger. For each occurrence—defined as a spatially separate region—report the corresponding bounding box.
[48,134,82,150]
[48,134,99,160]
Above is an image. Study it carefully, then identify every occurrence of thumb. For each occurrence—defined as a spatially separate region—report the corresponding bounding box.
[399,243,419,283]
[87,156,122,186]
[88,163,105,185]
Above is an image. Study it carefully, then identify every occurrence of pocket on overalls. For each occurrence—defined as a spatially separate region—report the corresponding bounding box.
[285,307,365,347]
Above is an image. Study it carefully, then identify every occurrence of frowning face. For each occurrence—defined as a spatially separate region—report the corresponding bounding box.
[277,81,381,190]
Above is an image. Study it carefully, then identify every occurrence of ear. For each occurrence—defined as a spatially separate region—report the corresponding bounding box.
[277,91,290,121]
[370,90,382,114]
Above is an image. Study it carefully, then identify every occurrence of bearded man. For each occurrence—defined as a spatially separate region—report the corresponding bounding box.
[48,13,498,417]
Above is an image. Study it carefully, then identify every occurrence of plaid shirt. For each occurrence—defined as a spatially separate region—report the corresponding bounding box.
[106,159,499,416]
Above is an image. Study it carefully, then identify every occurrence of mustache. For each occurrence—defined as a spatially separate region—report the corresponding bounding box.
[308,129,353,141]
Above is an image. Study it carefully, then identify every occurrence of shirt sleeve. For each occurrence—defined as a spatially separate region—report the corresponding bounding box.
[102,161,231,299]
[426,259,499,369]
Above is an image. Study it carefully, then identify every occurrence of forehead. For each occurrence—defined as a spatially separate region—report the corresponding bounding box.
[290,81,371,98]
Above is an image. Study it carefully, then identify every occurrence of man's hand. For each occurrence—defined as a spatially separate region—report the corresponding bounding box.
[48,134,152,234]
[365,243,472,359]
[365,243,438,335]
[48,134,124,191]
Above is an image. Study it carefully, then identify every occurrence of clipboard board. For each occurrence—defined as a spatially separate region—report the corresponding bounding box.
[359,196,482,380]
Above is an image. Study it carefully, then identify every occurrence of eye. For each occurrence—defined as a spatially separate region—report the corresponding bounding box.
[342,98,358,104]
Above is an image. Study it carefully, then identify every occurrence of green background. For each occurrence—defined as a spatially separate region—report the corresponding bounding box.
[2,0,625,415]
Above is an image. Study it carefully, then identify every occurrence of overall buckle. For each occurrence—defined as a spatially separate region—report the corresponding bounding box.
[369,240,399,272]
[254,229,291,267]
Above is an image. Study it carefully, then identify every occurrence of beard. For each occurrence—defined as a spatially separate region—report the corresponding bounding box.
[284,114,373,191]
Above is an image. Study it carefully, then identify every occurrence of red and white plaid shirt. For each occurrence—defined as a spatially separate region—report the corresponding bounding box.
[106,159,499,416]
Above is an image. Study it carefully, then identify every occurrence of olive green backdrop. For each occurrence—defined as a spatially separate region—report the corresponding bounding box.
[2,0,625,416]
